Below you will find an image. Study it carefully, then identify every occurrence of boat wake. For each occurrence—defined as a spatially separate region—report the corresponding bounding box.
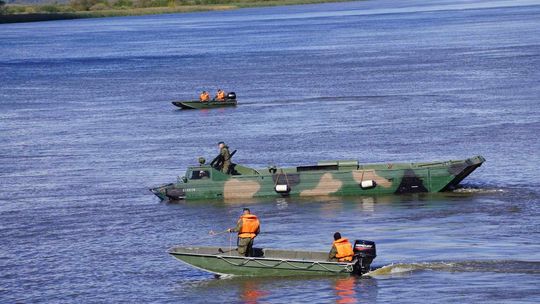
[451,182,506,194]
[366,260,540,277]
[452,187,505,194]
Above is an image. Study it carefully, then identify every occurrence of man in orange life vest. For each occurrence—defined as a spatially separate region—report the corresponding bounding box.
[199,91,210,102]
[328,232,354,262]
[227,208,260,257]
[215,89,226,101]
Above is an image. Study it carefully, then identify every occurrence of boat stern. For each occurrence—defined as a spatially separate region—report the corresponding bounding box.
[441,155,486,191]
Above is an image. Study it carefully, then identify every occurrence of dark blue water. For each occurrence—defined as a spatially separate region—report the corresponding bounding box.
[1,0,540,302]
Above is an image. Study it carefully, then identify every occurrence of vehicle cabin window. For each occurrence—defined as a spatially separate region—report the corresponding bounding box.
[190,170,210,180]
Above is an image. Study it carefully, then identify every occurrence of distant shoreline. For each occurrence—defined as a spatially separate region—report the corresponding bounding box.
[0,0,357,24]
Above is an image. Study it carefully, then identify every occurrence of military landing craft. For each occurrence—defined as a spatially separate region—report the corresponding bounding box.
[150,153,485,201]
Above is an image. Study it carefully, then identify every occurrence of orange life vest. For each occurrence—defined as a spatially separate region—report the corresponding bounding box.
[200,92,210,102]
[238,214,260,239]
[216,91,225,101]
[333,238,354,262]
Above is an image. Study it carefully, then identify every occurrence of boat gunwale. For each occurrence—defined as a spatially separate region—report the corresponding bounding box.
[186,155,485,175]
[178,100,237,103]
[168,252,354,277]
[168,249,355,266]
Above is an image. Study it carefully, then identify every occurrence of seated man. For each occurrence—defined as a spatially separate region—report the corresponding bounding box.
[199,91,210,102]
[215,89,226,101]
[328,232,354,262]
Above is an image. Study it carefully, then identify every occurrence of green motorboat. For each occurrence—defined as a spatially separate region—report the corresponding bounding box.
[150,153,485,201]
[169,240,376,277]
[172,92,237,109]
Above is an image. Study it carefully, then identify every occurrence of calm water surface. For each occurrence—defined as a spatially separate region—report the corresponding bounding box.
[1,0,540,303]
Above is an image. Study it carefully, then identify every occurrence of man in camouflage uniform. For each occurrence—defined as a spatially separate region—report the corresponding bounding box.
[328,232,354,262]
[227,208,260,257]
[218,141,231,174]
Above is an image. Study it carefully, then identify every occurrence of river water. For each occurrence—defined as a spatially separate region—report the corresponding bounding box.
[1,0,540,303]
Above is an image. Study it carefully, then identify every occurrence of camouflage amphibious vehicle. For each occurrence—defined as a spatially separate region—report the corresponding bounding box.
[150,155,485,201]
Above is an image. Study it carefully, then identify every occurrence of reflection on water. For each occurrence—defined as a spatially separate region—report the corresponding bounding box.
[174,275,379,303]
[359,197,375,212]
[334,277,356,304]
[240,280,269,304]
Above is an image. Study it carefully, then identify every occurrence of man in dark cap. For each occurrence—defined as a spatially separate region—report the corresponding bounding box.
[227,208,260,257]
[218,141,231,174]
[199,91,210,102]
[215,89,225,101]
[328,232,354,262]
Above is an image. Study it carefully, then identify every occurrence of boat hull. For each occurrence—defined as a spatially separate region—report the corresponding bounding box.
[172,99,237,109]
[151,156,485,201]
[169,246,360,276]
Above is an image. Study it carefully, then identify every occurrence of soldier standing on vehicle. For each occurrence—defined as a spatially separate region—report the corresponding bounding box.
[218,141,231,174]
[227,208,260,257]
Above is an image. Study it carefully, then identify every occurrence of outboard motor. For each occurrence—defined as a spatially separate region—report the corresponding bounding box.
[227,92,236,100]
[352,240,376,275]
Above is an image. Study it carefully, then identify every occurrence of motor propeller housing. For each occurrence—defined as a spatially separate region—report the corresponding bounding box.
[352,240,376,274]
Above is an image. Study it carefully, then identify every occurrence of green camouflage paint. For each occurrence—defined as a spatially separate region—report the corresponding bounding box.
[150,156,485,201]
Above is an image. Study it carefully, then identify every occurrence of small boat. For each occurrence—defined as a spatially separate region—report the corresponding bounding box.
[150,154,485,201]
[168,240,376,277]
[172,92,237,109]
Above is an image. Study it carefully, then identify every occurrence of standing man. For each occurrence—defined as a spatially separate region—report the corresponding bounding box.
[218,141,231,174]
[328,232,354,262]
[227,208,260,257]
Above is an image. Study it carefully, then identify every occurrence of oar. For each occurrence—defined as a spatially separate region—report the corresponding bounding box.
[208,229,230,236]
[208,230,236,255]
